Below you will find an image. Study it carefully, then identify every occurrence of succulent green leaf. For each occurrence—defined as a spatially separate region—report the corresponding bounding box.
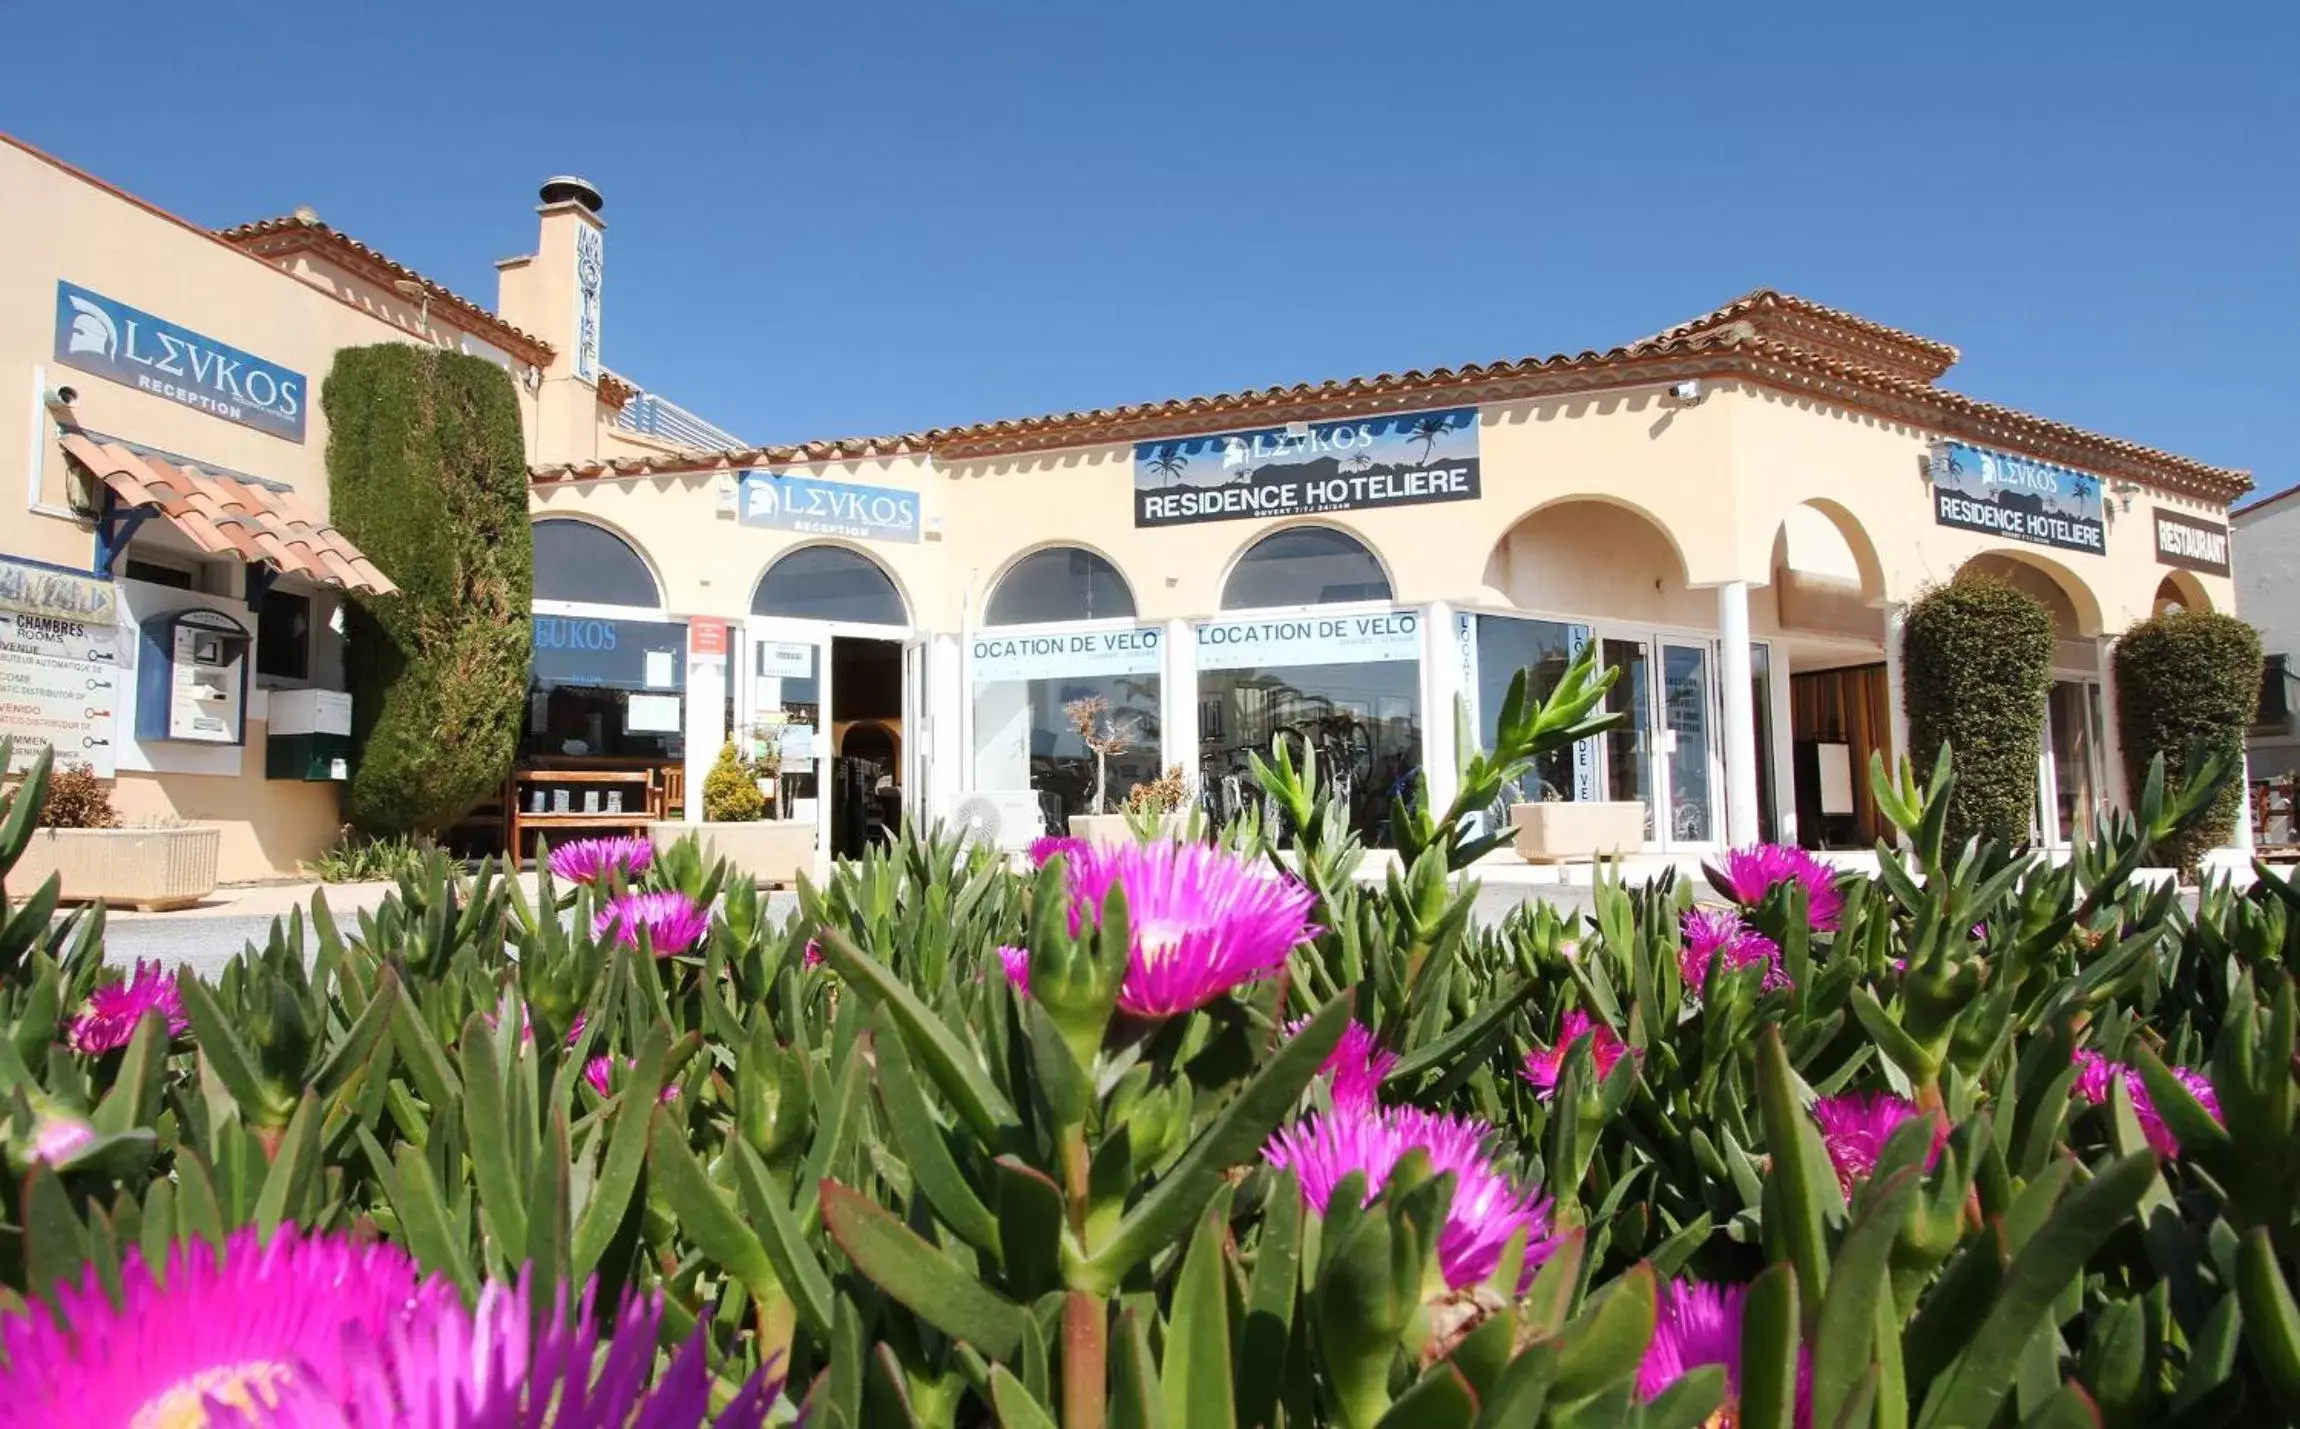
[819,1179,1030,1359]
[1161,1204,1238,1429]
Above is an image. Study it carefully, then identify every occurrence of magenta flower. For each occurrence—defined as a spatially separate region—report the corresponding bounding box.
[803,938,824,969]
[1714,844,1843,932]
[1812,1092,1945,1196]
[593,890,710,956]
[1638,1279,1810,1421]
[2072,1048,2221,1156]
[1680,907,1788,994]
[1063,841,1318,1018]
[1284,1016,1398,1109]
[584,1055,680,1104]
[546,833,654,886]
[66,960,188,1055]
[997,944,1033,994]
[29,1114,95,1168]
[1523,1010,1634,1098]
[0,1226,781,1426]
[1029,835,1089,868]
[1264,1104,1552,1291]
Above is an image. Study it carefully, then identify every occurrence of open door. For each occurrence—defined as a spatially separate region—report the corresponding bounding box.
[901,636,931,837]
[746,618,833,878]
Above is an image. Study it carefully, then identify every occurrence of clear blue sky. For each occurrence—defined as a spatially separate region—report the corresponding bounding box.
[9,0,2292,499]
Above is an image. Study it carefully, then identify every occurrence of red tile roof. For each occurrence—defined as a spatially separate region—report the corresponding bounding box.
[60,433,398,596]
[219,213,554,368]
[528,289,2249,504]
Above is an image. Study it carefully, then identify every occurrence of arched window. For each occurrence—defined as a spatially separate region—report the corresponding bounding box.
[533,519,660,607]
[1221,527,1391,610]
[752,545,908,626]
[986,547,1137,625]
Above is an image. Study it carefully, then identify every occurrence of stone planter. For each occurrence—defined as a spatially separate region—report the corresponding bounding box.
[1067,812,1189,847]
[1510,801,1647,864]
[653,820,816,886]
[13,826,221,910]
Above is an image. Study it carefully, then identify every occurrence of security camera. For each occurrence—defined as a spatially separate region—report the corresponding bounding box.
[1668,379,1704,404]
[45,384,79,409]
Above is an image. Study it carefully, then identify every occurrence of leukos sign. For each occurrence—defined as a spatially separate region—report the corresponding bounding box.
[971,626,1162,683]
[1195,610,1420,669]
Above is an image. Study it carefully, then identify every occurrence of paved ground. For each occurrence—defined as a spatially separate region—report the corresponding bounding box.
[99,870,1602,979]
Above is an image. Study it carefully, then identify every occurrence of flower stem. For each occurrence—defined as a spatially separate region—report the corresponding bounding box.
[1063,1290,1107,1429]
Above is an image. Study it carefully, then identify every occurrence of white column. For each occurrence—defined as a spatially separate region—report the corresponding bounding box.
[681,646,726,826]
[1882,601,1913,771]
[2236,752,2257,852]
[1421,602,1463,817]
[1159,618,1198,781]
[929,634,964,823]
[1716,582,1760,847]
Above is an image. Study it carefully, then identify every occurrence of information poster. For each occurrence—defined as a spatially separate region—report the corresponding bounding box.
[0,595,123,778]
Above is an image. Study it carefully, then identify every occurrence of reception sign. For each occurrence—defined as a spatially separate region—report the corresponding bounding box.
[971,625,1162,683]
[1928,441,2105,555]
[2153,510,2231,576]
[738,471,920,544]
[1195,610,1420,670]
[54,282,307,442]
[1135,407,1479,528]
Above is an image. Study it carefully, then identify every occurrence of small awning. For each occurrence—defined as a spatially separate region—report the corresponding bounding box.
[60,432,398,597]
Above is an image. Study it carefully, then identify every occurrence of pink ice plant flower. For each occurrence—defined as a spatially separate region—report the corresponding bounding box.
[545,833,654,886]
[1264,1104,1553,1291]
[1715,843,1844,932]
[584,1055,680,1103]
[1062,841,1319,1018]
[1812,1092,1946,1197]
[593,890,710,956]
[1679,906,1788,995]
[66,959,188,1055]
[1522,1010,1634,1099]
[803,938,823,969]
[1283,1016,1398,1109]
[29,1114,95,1168]
[997,944,1033,994]
[2072,1047,2221,1156]
[1638,1279,1812,1423]
[0,1225,784,1426]
[1028,835,1090,868]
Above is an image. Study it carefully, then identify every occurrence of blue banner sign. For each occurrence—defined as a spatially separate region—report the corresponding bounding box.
[53,282,307,443]
[530,616,687,691]
[1928,441,2105,555]
[739,471,921,544]
[1135,407,1480,527]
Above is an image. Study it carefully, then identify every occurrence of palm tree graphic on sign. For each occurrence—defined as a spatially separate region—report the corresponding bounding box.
[1146,447,1189,487]
[2064,474,2097,511]
[1345,453,1375,472]
[1406,415,1457,464]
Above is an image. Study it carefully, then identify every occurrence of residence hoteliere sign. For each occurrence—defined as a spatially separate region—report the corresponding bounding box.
[1927,441,2106,555]
[1134,408,1481,528]
[2153,510,2231,577]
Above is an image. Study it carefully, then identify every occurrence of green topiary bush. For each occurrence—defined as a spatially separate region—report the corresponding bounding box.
[324,345,532,836]
[1901,571,2054,846]
[701,740,765,822]
[2114,609,2261,867]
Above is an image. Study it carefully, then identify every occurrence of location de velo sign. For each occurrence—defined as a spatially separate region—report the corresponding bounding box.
[1927,441,2105,555]
[970,625,1163,684]
[53,282,307,442]
[738,471,920,544]
[1134,407,1481,527]
[1194,611,1420,670]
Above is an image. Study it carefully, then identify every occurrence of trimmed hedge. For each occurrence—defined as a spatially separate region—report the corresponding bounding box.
[1902,572,2055,846]
[2114,610,2260,867]
[324,345,532,835]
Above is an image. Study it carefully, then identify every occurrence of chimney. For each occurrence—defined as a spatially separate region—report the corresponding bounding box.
[498,175,608,464]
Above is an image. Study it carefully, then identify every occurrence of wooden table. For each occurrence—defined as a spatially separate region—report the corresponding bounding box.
[506,768,663,862]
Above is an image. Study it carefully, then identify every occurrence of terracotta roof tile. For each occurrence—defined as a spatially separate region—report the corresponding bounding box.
[59,433,400,597]
[218,214,554,367]
[526,290,2246,504]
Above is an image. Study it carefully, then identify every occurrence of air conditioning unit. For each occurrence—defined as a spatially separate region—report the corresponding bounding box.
[950,789,1050,854]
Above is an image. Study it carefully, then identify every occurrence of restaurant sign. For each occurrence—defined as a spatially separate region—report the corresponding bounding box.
[1195,610,1420,671]
[971,625,1163,683]
[1927,441,2105,555]
[53,282,307,442]
[1135,407,1480,528]
[2153,510,2231,576]
[739,471,920,544]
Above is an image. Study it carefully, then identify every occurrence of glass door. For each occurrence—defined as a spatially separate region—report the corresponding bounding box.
[1600,637,1653,839]
[1658,641,1718,846]
[2041,678,2106,845]
[746,618,833,871]
[902,636,931,834]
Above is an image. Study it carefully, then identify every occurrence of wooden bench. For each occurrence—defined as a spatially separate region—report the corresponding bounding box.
[506,768,664,864]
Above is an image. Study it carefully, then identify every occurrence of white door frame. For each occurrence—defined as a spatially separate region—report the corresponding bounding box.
[740,615,914,876]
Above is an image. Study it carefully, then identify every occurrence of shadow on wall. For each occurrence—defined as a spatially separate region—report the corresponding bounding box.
[1482,499,1703,628]
[110,722,344,882]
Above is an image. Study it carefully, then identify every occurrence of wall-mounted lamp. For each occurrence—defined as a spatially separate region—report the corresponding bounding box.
[391,278,435,343]
[2110,480,2141,513]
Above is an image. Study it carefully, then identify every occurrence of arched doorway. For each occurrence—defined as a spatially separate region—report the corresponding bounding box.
[2153,571,2211,616]
[1770,501,1890,851]
[746,545,913,862]
[1201,525,1416,845]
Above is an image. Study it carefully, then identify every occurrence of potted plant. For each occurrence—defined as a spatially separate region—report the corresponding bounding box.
[1508,786,1648,864]
[1063,696,1146,845]
[5,751,219,910]
[653,741,812,886]
[1118,765,1197,844]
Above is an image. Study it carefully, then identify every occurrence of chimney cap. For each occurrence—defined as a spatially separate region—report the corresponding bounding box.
[538,175,603,214]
